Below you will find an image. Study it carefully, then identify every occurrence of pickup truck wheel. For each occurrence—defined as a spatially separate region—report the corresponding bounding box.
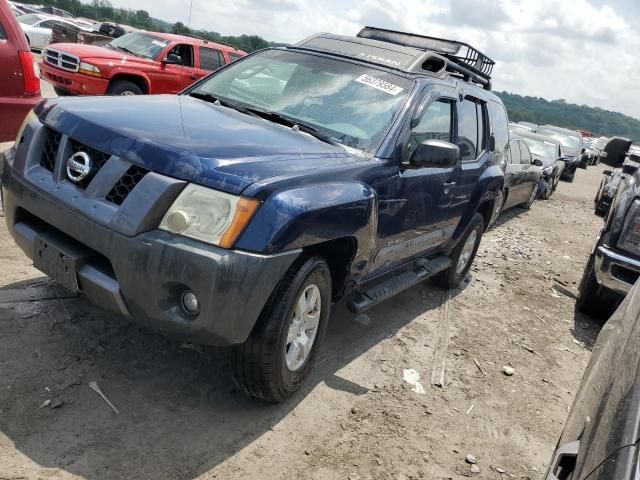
[576,254,615,320]
[106,79,143,96]
[433,213,484,289]
[233,256,331,402]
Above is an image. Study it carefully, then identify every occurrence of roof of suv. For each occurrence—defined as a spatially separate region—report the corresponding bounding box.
[294,26,496,90]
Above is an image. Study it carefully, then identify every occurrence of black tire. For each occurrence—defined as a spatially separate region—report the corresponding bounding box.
[106,79,143,96]
[564,170,576,182]
[54,87,70,97]
[233,256,331,402]
[433,213,484,289]
[576,254,616,320]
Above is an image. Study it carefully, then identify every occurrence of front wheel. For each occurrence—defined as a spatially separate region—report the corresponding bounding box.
[233,256,331,402]
[106,79,143,96]
[433,213,484,289]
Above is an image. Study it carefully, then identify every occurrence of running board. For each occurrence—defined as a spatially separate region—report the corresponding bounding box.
[347,255,452,313]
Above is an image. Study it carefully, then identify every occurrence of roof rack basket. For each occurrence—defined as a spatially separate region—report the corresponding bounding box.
[357,27,495,87]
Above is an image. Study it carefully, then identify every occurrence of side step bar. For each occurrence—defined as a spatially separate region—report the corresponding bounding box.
[347,255,452,313]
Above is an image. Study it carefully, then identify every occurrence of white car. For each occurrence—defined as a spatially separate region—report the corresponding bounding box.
[17,13,79,51]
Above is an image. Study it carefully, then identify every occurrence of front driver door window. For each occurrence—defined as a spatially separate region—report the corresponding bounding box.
[408,99,454,159]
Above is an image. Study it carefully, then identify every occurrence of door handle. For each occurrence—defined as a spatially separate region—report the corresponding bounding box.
[443,181,455,195]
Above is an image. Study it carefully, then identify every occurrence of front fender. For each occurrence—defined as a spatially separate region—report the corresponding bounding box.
[235,181,377,261]
[107,68,151,92]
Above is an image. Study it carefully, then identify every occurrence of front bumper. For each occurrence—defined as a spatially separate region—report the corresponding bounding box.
[1,149,299,345]
[594,245,640,296]
[39,61,109,96]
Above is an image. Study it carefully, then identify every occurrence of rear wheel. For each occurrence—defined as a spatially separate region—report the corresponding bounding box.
[433,213,484,289]
[576,254,616,320]
[233,256,331,402]
[106,79,143,96]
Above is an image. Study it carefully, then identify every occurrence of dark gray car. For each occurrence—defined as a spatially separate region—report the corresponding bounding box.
[514,129,564,199]
[537,125,583,182]
[496,135,542,214]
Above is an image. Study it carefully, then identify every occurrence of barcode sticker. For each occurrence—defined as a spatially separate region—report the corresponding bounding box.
[355,74,403,95]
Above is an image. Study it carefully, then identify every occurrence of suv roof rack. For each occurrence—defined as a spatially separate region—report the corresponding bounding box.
[357,27,495,86]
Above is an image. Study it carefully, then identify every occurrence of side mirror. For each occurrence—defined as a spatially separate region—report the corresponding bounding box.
[409,140,459,168]
[162,53,182,65]
[603,169,613,176]
[532,159,543,167]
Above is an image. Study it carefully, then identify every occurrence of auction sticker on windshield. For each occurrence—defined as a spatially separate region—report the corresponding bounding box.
[355,74,404,95]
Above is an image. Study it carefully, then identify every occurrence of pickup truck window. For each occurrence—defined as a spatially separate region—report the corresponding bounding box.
[168,44,194,67]
[200,47,223,70]
[107,32,169,60]
[0,22,5,40]
[190,49,413,152]
[228,52,243,63]
[459,99,480,161]
[408,99,453,157]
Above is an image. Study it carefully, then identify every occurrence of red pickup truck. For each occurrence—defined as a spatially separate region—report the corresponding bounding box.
[39,31,247,96]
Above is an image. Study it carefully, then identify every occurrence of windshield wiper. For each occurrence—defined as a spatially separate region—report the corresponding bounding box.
[242,107,341,146]
[187,92,340,147]
[116,46,140,57]
[187,92,261,118]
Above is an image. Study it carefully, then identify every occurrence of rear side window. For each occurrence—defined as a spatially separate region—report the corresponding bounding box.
[199,47,223,71]
[458,98,484,161]
[518,141,532,164]
[488,101,509,157]
[509,140,522,164]
[228,52,243,62]
[0,22,5,40]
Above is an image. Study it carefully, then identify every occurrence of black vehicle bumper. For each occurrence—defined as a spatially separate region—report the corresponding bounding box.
[561,161,578,178]
[1,161,299,346]
[594,245,640,297]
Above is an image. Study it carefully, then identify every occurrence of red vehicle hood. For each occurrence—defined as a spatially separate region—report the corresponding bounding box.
[46,43,153,65]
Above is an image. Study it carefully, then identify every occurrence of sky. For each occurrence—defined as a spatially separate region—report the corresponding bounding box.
[109,0,640,119]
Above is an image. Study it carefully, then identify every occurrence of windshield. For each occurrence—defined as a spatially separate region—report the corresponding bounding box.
[522,137,557,158]
[187,50,413,152]
[18,14,43,25]
[107,32,169,60]
[537,129,580,153]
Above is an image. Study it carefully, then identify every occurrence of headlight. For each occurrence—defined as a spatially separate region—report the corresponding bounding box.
[15,110,38,146]
[600,151,608,158]
[78,62,102,77]
[159,184,260,248]
[617,199,640,254]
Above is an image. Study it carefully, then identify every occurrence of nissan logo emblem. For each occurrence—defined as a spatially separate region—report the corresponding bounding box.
[66,151,92,183]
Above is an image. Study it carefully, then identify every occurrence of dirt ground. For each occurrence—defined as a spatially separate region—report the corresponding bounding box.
[0,151,606,479]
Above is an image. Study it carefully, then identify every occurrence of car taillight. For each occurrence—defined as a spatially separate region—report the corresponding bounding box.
[19,51,40,95]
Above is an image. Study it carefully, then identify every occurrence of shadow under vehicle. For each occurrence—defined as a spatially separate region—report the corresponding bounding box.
[546,278,640,480]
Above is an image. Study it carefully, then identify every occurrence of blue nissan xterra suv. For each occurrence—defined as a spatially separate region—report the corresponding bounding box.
[1,27,507,401]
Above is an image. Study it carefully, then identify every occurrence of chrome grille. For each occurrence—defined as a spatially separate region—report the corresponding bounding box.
[44,48,79,72]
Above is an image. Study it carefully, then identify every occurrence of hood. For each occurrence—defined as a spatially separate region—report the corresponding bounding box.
[36,95,359,195]
[532,153,555,170]
[45,43,148,64]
